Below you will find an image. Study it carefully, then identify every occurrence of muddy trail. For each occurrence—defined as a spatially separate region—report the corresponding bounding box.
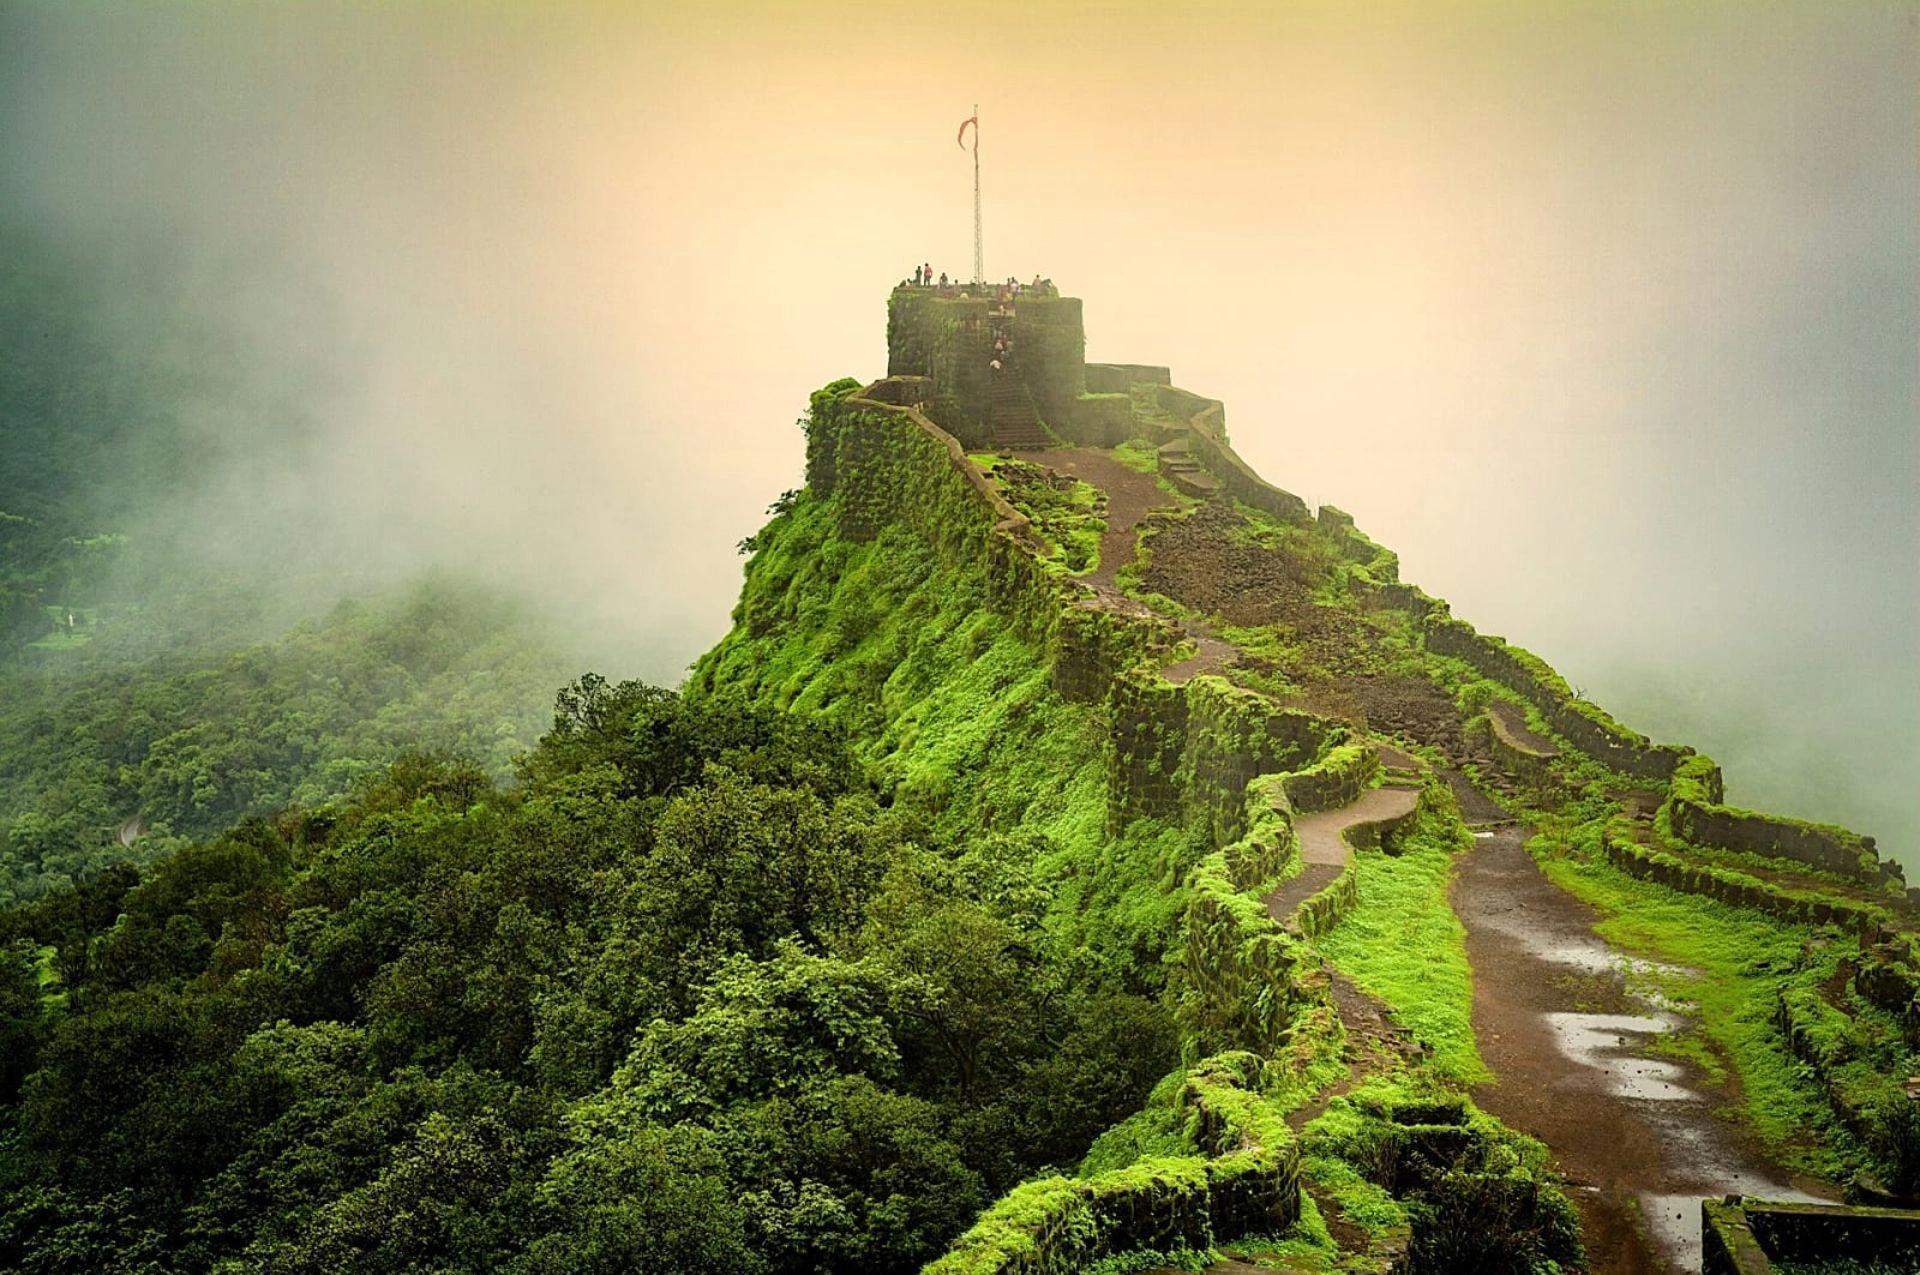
[1454,825,1836,1274]
[1014,446,1235,682]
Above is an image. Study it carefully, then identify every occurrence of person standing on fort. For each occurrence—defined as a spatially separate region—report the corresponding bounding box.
[912,265,923,287]
[922,261,932,287]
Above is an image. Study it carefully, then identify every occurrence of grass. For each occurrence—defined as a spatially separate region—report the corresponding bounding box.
[1311,802,1488,1084]
[968,453,1107,575]
[1534,831,1858,1178]
[694,492,1201,980]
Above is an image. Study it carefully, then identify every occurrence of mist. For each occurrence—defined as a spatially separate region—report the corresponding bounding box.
[2,2,1913,865]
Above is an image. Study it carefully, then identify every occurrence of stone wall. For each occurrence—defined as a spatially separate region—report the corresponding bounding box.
[1106,674,1192,831]
[1702,1198,1920,1275]
[1423,615,1694,782]
[1059,392,1134,448]
[1598,821,1894,932]
[1660,754,1908,891]
[886,286,1088,446]
[1085,362,1171,393]
[1152,386,1313,526]
[1010,294,1087,419]
[923,1051,1301,1275]
[1669,795,1879,881]
[1475,708,1562,795]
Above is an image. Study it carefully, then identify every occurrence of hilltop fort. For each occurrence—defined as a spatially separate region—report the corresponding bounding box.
[692,282,1920,1273]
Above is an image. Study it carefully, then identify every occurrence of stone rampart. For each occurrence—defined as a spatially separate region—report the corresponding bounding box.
[1702,1197,1920,1275]
[922,1052,1300,1275]
[1598,820,1894,932]
[1423,615,1694,782]
[1085,362,1172,393]
[1149,386,1312,526]
[1660,754,1906,890]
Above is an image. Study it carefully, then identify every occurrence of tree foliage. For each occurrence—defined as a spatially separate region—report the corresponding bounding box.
[0,679,1176,1272]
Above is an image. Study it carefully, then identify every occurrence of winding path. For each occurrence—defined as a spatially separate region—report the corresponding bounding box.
[1263,785,1421,922]
[1454,822,1836,1273]
[1007,446,1842,1271]
[1013,447,1236,683]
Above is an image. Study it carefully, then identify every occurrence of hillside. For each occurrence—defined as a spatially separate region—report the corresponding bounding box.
[0,227,576,903]
[692,284,1920,1271]
[0,284,1914,1273]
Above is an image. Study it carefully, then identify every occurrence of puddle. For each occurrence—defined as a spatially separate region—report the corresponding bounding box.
[1456,828,1839,1274]
[1640,1172,1824,1272]
[1544,1012,1694,1101]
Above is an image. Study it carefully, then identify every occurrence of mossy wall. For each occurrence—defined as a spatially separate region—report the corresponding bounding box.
[1424,614,1694,782]
[1661,753,1908,892]
[922,1052,1301,1275]
[1085,362,1171,393]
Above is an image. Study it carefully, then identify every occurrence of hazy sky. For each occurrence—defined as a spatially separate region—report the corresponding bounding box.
[2,2,1915,862]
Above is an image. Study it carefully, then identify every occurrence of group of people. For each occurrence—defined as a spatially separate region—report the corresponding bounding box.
[987,284,1019,375]
[899,266,1059,300]
[894,265,1059,376]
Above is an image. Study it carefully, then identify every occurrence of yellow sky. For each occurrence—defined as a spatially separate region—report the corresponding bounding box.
[3,0,1915,854]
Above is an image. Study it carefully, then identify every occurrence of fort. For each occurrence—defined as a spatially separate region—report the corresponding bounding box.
[718,281,1920,1272]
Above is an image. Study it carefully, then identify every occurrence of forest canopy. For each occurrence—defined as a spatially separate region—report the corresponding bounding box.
[0,678,1175,1273]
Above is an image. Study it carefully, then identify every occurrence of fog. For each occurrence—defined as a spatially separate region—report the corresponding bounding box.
[2,2,1914,865]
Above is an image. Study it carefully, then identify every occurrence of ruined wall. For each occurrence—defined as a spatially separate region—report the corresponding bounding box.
[1180,679,1334,843]
[1598,819,1895,932]
[1703,1199,1920,1275]
[1154,385,1312,525]
[1424,615,1694,782]
[1661,754,1909,891]
[1085,362,1171,393]
[924,1052,1301,1275]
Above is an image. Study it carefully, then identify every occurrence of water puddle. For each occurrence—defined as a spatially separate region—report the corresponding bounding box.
[1543,1012,1693,1101]
[1457,829,1838,1273]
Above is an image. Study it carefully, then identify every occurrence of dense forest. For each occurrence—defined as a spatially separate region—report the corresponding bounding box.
[0,581,571,905]
[0,678,1172,1272]
[0,224,575,904]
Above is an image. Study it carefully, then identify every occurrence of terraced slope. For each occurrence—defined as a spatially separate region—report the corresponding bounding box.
[701,365,1916,1273]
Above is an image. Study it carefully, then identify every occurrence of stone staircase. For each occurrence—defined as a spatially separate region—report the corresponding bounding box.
[1157,437,1220,498]
[988,376,1051,449]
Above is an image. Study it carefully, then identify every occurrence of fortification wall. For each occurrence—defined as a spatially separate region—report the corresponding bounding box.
[1703,1199,1920,1275]
[1661,755,1910,893]
[923,1051,1301,1275]
[1597,819,1895,932]
[1148,384,1313,525]
[886,287,1087,445]
[1086,362,1171,392]
[1424,615,1694,782]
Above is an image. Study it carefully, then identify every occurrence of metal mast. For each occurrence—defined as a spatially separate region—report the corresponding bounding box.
[971,103,984,285]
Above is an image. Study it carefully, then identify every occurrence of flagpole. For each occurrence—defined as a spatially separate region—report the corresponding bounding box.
[971,103,984,286]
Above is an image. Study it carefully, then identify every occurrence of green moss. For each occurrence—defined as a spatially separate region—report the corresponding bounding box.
[1312,793,1488,1084]
[1534,832,1859,1178]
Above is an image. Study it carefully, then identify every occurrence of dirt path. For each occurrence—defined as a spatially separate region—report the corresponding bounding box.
[1014,447,1235,684]
[1453,825,1836,1274]
[1489,700,1560,755]
[1264,785,1422,922]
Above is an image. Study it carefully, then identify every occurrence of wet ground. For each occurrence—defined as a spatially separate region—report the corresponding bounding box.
[1453,825,1835,1273]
